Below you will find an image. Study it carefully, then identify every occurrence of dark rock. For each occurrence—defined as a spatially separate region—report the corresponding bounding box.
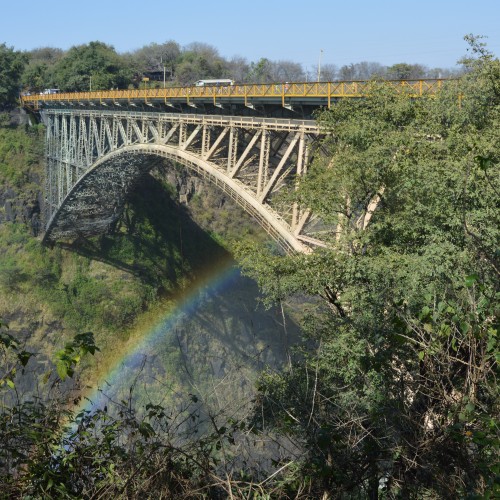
[9,108,31,127]
[4,188,16,199]
[4,200,13,221]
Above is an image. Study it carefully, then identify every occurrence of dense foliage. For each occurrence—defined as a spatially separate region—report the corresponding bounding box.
[235,36,499,498]
[51,41,133,91]
[0,44,26,109]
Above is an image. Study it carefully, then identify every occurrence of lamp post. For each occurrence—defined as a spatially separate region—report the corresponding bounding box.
[317,49,323,82]
[90,75,92,92]
[161,56,166,89]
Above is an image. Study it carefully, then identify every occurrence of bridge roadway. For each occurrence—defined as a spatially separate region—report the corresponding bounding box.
[21,79,447,118]
[25,79,449,253]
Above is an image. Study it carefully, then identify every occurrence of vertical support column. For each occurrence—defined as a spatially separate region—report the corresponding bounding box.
[202,124,211,158]
[76,115,83,169]
[45,114,54,224]
[126,116,133,146]
[60,114,68,165]
[179,121,187,148]
[99,115,106,155]
[226,127,238,173]
[59,115,70,203]
[303,140,309,176]
[66,115,74,191]
[112,115,119,151]
[142,117,148,143]
[291,135,313,237]
[81,118,91,168]
[69,114,77,166]
[292,132,305,230]
[90,115,99,157]
[68,114,79,189]
[51,114,63,220]
[257,129,270,196]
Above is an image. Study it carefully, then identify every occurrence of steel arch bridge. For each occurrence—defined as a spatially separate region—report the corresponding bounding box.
[30,79,452,252]
[42,109,327,253]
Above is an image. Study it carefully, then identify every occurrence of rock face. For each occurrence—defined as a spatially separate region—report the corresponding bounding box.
[0,111,43,235]
[8,108,31,127]
[157,164,205,205]
[0,175,43,236]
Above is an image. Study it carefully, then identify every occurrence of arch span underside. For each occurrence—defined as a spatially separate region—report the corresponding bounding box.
[44,145,310,252]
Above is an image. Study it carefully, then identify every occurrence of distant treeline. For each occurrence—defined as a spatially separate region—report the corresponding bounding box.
[1,39,465,106]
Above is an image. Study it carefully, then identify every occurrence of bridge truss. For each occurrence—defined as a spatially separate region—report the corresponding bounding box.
[43,109,327,252]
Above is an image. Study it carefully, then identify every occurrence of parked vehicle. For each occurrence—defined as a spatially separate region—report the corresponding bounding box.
[194,79,234,87]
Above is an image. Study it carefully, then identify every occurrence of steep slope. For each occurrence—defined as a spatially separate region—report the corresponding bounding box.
[0,117,299,416]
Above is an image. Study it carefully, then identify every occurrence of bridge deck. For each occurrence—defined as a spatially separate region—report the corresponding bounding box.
[21,79,449,116]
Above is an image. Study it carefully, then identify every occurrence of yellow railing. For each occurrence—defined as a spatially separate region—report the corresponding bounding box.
[20,79,450,108]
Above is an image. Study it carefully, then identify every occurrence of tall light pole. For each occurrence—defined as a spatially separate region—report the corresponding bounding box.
[161,56,166,89]
[90,75,92,92]
[317,49,323,82]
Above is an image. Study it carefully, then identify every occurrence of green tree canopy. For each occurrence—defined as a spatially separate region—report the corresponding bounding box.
[21,47,64,92]
[52,41,132,91]
[386,62,427,79]
[0,43,27,109]
[237,37,499,498]
[174,42,229,84]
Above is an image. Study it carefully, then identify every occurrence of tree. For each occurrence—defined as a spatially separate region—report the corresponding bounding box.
[52,41,132,91]
[21,47,65,92]
[0,43,27,109]
[22,63,50,93]
[269,60,305,82]
[338,61,386,80]
[175,42,229,84]
[226,55,250,82]
[236,38,499,498]
[318,63,338,81]
[386,62,427,79]
[25,46,64,66]
[247,57,273,83]
[129,40,180,79]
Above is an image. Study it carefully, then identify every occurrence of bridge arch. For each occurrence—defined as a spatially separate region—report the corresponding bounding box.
[42,109,327,252]
[44,144,310,253]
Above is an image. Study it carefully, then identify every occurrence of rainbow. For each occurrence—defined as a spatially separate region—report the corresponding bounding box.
[74,255,240,416]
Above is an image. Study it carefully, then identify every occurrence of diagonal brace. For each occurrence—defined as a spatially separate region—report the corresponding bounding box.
[259,132,300,203]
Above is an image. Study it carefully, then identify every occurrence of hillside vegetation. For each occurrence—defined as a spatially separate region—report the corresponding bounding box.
[0,109,292,495]
[0,37,498,499]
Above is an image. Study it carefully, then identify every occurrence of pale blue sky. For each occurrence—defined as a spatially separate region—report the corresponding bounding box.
[3,0,499,70]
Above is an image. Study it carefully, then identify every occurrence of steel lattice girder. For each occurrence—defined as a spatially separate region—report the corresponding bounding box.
[42,109,327,252]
